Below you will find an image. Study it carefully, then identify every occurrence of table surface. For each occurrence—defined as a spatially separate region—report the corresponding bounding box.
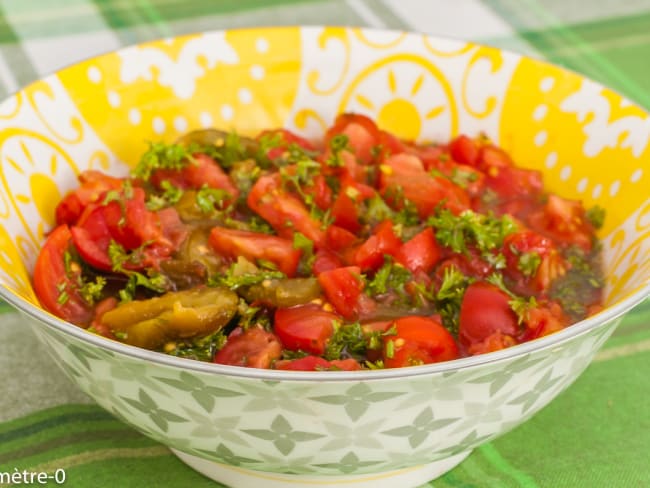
[0,1,648,487]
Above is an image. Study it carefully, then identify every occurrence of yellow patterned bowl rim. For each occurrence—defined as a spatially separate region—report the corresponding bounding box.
[0,25,647,380]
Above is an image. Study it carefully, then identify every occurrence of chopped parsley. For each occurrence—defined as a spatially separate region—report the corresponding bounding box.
[517,251,542,278]
[435,266,474,333]
[146,180,184,210]
[108,240,168,302]
[195,186,231,213]
[133,142,196,180]
[209,259,286,290]
[365,255,412,297]
[326,134,351,167]
[585,205,606,230]
[486,272,538,325]
[428,208,517,255]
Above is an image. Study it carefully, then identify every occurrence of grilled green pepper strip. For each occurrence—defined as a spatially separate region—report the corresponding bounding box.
[101,287,238,349]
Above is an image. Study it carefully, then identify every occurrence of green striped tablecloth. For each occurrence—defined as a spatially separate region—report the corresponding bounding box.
[0,1,649,486]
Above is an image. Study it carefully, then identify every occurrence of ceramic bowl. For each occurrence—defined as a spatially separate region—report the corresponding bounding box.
[0,26,648,488]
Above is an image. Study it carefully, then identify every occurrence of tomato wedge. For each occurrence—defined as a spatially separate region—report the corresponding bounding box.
[274,303,338,355]
[213,327,282,368]
[317,266,366,320]
[382,316,459,368]
[150,153,239,203]
[395,227,441,273]
[355,220,402,271]
[209,227,301,277]
[33,225,93,326]
[458,281,518,348]
[247,174,326,247]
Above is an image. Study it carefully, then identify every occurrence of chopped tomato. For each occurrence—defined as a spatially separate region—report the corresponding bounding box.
[274,303,338,355]
[331,189,361,233]
[303,174,333,210]
[458,282,519,347]
[33,225,94,326]
[520,301,568,341]
[484,165,543,201]
[258,128,316,160]
[449,134,480,167]
[326,113,381,164]
[395,227,441,273]
[467,331,517,356]
[317,266,365,320]
[55,170,124,226]
[381,170,470,217]
[247,174,326,247]
[312,249,343,275]
[326,225,359,252]
[527,194,595,251]
[355,220,402,271]
[150,153,239,203]
[502,230,567,293]
[213,326,282,368]
[70,186,173,272]
[382,316,459,368]
[275,355,361,371]
[209,227,301,277]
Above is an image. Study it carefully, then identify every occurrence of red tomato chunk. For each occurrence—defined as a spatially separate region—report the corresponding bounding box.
[32,114,606,370]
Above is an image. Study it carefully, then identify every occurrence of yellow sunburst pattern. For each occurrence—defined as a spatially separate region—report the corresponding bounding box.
[0,26,645,308]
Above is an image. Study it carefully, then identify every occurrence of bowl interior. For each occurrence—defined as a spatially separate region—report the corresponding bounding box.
[0,26,647,336]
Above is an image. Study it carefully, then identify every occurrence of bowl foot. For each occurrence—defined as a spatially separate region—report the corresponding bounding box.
[170,448,471,488]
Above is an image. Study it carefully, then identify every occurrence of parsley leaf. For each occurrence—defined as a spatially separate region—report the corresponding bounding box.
[434,266,474,333]
[365,255,412,297]
[133,142,195,180]
[518,251,542,278]
[428,208,517,254]
[585,205,606,230]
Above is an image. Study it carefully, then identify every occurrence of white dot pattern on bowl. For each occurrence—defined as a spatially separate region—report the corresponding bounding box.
[256,37,269,53]
[221,104,234,121]
[592,183,603,198]
[545,152,558,169]
[87,66,101,83]
[539,77,555,92]
[152,116,166,134]
[560,165,572,181]
[577,177,588,193]
[630,168,643,183]
[200,111,213,128]
[250,65,265,80]
[534,131,547,146]
[107,90,120,108]
[174,116,188,133]
[609,180,621,197]
[533,104,548,121]
[238,88,253,104]
[128,108,141,125]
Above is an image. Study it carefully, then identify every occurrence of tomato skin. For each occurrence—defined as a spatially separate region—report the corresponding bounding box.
[484,165,543,201]
[527,194,594,252]
[381,170,470,217]
[382,316,459,368]
[354,220,402,271]
[209,227,301,277]
[258,128,316,160]
[450,135,480,167]
[247,174,326,247]
[71,187,174,272]
[502,230,566,294]
[214,327,282,369]
[33,225,94,326]
[326,225,358,252]
[395,227,441,273]
[151,153,239,202]
[519,301,568,341]
[458,282,519,347]
[331,190,361,233]
[326,113,381,164]
[275,356,361,371]
[274,303,338,355]
[55,170,124,226]
[317,266,365,320]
